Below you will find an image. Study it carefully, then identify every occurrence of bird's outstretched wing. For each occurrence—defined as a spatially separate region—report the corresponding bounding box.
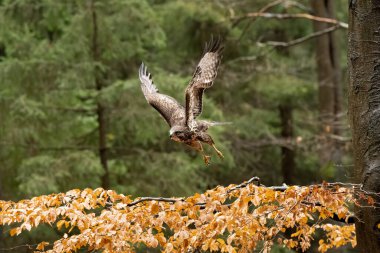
[185,36,224,129]
[139,63,185,127]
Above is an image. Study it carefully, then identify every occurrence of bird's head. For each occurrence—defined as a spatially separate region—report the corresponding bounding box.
[169,126,191,142]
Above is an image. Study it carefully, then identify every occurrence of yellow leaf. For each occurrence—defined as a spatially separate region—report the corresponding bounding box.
[227,234,236,245]
[150,202,160,215]
[291,229,302,238]
[202,240,210,251]
[57,220,65,230]
[9,228,19,237]
[210,240,219,251]
[156,232,166,246]
[36,242,49,251]
[227,245,237,253]
[217,238,226,246]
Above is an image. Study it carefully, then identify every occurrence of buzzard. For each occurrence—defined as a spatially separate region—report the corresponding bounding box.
[139,37,225,164]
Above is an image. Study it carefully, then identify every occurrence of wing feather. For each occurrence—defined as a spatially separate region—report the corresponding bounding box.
[139,63,185,127]
[185,36,224,128]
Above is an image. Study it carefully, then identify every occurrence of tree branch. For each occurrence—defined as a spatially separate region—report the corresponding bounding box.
[121,176,368,222]
[127,197,185,207]
[264,25,340,48]
[233,0,283,41]
[234,12,348,29]
[228,176,261,192]
[0,244,38,251]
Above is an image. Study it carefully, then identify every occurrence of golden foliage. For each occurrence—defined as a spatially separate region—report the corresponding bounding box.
[0,181,366,252]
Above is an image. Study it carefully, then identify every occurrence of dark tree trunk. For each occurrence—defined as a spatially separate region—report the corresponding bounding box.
[279,104,295,184]
[348,1,380,252]
[0,177,2,199]
[311,0,343,166]
[91,0,109,189]
[0,45,4,198]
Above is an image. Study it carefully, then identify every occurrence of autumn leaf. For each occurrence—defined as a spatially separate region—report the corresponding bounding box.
[57,220,66,230]
[24,222,32,231]
[9,228,20,236]
[291,229,302,238]
[36,241,49,251]
[150,202,160,215]
[0,181,372,253]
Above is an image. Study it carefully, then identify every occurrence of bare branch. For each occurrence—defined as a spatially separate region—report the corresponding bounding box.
[235,12,348,29]
[228,176,261,192]
[0,244,38,251]
[258,0,284,13]
[122,177,373,214]
[264,25,340,48]
[233,0,283,40]
[283,0,311,12]
[127,197,184,207]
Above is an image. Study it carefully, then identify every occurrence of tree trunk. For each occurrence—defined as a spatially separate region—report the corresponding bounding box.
[0,177,2,199]
[311,0,343,166]
[91,0,110,189]
[348,1,380,252]
[279,104,295,184]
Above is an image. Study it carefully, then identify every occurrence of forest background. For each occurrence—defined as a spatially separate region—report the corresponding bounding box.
[0,0,352,251]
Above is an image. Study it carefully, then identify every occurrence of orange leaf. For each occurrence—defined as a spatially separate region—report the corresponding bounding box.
[9,228,19,237]
[150,202,160,215]
[217,238,226,246]
[36,242,49,251]
[57,220,65,230]
[291,229,302,238]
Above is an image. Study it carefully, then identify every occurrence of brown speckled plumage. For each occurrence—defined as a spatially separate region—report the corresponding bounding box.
[139,36,225,164]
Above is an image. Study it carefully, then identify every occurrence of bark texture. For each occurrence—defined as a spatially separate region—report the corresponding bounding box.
[348,1,380,252]
[311,0,343,165]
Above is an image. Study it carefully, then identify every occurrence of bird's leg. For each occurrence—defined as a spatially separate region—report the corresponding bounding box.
[187,140,211,165]
[211,143,224,159]
[198,141,211,165]
[196,132,224,160]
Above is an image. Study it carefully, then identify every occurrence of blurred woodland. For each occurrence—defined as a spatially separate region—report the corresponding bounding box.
[0,0,354,251]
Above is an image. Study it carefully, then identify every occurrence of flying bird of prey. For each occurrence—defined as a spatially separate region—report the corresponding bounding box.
[139,37,225,164]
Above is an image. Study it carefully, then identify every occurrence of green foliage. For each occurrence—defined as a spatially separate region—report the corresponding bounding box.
[0,0,234,201]
[0,0,350,251]
[17,151,103,196]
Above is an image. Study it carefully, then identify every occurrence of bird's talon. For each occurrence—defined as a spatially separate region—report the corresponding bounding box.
[211,144,224,159]
[203,155,211,165]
